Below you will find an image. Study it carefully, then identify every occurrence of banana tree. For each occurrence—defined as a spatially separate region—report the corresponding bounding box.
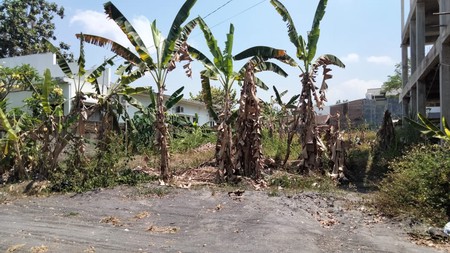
[271,0,345,172]
[273,85,300,138]
[189,17,296,180]
[78,1,198,181]
[0,106,26,178]
[129,86,185,152]
[233,50,296,179]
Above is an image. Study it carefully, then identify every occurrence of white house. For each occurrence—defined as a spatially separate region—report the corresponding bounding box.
[2,52,110,115]
[127,93,212,126]
[1,53,212,126]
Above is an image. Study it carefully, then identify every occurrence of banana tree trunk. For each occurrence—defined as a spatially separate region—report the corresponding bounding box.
[156,89,170,181]
[234,67,262,179]
[216,91,234,181]
[298,74,320,173]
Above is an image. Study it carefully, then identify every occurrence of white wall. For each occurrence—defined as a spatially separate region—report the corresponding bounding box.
[125,94,211,126]
[2,53,111,114]
[5,91,33,113]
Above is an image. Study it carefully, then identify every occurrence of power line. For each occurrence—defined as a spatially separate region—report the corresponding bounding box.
[110,0,268,63]
[209,0,267,30]
[203,0,234,19]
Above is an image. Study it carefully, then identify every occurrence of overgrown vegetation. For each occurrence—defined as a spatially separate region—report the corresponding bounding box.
[375,144,450,225]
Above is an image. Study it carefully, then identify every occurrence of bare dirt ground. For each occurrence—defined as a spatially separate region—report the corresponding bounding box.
[0,182,448,253]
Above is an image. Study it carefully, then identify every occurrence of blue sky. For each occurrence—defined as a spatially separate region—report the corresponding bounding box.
[49,0,402,105]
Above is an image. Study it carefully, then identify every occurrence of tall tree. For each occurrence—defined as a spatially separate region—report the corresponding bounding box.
[382,62,406,94]
[0,0,71,59]
[271,0,345,172]
[79,1,198,181]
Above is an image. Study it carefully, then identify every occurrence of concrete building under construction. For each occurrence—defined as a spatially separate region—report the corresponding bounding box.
[400,0,450,127]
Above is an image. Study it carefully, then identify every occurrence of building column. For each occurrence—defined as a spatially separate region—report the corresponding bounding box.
[440,0,450,33]
[410,19,417,73]
[440,43,450,127]
[440,0,450,128]
[401,45,409,119]
[415,1,427,118]
[417,80,426,116]
[410,87,417,119]
[416,1,425,64]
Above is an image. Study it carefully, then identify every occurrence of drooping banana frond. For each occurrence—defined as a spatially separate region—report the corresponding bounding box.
[286,94,300,108]
[165,86,184,110]
[161,0,197,66]
[188,46,218,74]
[253,61,289,77]
[103,1,153,65]
[307,0,328,62]
[253,76,269,90]
[118,68,145,86]
[78,34,143,66]
[44,39,73,78]
[200,70,218,121]
[234,46,297,67]
[313,54,345,68]
[86,55,117,94]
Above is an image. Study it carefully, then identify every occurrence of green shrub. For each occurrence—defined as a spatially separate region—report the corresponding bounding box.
[51,133,156,192]
[375,144,450,225]
[170,128,215,153]
[261,129,301,164]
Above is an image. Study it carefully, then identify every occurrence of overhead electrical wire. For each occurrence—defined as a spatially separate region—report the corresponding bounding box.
[109,0,267,64]
[202,0,234,19]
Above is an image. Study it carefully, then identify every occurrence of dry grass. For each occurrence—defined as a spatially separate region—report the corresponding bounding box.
[99,216,122,227]
[147,225,180,234]
[6,244,26,252]
[30,245,49,253]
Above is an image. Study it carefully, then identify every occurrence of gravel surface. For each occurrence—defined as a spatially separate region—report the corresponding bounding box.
[0,185,446,253]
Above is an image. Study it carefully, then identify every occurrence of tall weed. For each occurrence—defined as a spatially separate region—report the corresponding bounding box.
[375,144,450,225]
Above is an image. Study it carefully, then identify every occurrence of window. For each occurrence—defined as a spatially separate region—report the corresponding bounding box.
[175,106,184,113]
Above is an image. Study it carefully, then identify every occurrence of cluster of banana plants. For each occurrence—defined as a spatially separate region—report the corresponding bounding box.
[0,34,147,181]
[270,0,345,173]
[189,14,297,180]
[1,0,349,183]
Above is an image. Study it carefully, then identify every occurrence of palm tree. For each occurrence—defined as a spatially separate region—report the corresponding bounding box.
[270,0,345,172]
[78,1,198,181]
[189,17,296,180]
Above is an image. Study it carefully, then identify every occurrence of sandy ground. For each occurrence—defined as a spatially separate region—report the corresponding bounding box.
[0,184,447,253]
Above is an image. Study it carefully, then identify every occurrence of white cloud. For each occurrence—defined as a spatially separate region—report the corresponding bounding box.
[327,78,382,104]
[70,10,154,52]
[366,56,394,66]
[341,53,359,63]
